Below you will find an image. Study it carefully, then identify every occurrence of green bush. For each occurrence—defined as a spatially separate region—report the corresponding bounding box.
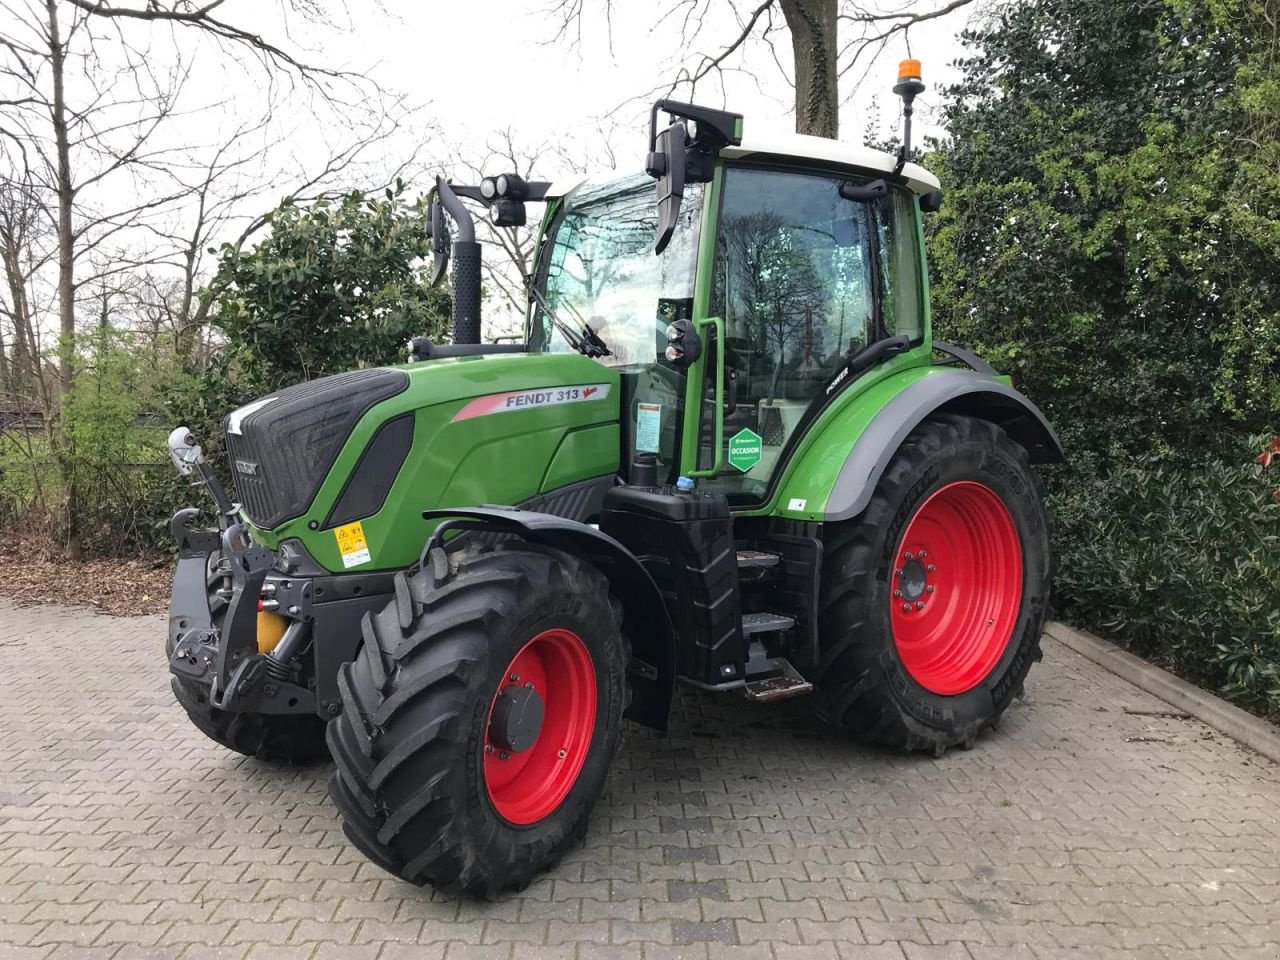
[928,0,1280,717]
[1051,446,1280,716]
[0,327,190,557]
[207,183,450,396]
[61,331,174,554]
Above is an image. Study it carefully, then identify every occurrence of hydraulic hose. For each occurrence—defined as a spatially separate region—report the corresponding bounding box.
[264,621,309,681]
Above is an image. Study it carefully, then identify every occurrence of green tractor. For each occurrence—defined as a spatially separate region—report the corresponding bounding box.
[165,63,1059,896]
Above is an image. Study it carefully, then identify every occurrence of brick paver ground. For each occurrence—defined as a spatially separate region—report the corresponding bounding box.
[1,599,1278,960]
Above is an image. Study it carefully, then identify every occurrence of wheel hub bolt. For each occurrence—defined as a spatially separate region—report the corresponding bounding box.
[926,585,935,593]
[893,589,902,597]
[500,751,510,761]
[904,552,915,561]
[557,749,567,759]
[919,550,928,559]
[916,601,926,610]
[927,564,936,572]
[902,603,912,612]
[508,673,519,682]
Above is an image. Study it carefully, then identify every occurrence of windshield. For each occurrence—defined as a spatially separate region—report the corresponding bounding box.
[530,174,704,366]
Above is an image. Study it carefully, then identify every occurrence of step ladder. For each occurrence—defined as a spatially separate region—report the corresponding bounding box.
[738,611,813,702]
[736,549,781,569]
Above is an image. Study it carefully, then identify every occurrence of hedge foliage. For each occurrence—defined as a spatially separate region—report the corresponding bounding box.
[930,0,1280,714]
[1051,451,1280,716]
[0,186,451,557]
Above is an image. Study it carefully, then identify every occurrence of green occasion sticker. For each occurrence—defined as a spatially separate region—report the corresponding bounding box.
[728,428,762,472]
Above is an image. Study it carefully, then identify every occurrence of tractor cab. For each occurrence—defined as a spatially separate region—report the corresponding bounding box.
[526,125,942,506]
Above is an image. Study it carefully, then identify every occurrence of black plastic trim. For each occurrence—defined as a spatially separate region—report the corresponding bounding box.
[323,413,415,529]
[824,369,1065,522]
[408,339,527,361]
[225,368,409,530]
[311,594,390,714]
[933,341,998,376]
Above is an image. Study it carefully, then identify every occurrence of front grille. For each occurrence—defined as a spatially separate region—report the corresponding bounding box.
[225,432,280,525]
[224,368,410,529]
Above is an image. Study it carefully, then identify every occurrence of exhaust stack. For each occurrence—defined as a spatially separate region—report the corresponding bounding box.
[431,177,483,345]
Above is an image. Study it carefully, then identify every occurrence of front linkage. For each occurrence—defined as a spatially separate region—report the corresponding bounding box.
[168,509,317,717]
[165,428,370,749]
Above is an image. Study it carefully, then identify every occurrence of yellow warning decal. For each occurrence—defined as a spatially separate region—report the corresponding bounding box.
[333,520,371,569]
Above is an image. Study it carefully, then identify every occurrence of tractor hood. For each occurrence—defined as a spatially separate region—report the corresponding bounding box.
[225,367,412,531]
[225,352,622,572]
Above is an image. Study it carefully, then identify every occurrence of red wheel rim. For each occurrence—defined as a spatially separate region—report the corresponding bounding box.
[483,628,596,825]
[889,481,1023,696]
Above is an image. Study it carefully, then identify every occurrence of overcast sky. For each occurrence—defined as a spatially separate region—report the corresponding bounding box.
[360,1,974,177]
[2,0,983,338]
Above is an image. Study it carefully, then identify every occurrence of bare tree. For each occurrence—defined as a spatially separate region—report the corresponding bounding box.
[0,168,55,422]
[0,0,419,555]
[62,0,360,84]
[110,100,424,368]
[546,0,980,139]
[0,1,212,553]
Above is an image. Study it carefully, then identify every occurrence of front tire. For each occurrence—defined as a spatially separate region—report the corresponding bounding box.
[327,544,627,897]
[816,414,1051,754]
[169,676,329,763]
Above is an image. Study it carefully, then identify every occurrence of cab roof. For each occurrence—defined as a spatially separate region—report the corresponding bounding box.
[545,134,941,201]
[723,132,941,195]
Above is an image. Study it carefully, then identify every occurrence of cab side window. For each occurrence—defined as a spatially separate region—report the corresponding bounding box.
[876,186,923,339]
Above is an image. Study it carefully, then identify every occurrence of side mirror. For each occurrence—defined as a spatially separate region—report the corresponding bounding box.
[839,178,888,202]
[920,189,943,213]
[427,192,449,286]
[664,318,701,368]
[647,120,687,255]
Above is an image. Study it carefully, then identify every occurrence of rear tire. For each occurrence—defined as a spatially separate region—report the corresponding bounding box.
[326,544,627,897]
[816,414,1051,754]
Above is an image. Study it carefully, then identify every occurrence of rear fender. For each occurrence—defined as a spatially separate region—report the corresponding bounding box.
[421,506,677,731]
[824,369,1063,522]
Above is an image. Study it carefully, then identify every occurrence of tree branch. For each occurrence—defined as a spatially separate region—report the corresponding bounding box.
[62,0,351,82]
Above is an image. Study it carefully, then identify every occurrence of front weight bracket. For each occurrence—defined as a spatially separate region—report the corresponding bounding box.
[214,523,274,696]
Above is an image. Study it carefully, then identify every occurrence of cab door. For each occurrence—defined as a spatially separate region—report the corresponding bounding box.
[681,162,925,503]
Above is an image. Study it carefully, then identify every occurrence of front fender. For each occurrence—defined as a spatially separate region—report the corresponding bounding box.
[421,506,677,731]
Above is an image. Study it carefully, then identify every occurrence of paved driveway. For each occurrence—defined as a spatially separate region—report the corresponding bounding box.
[1,599,1278,959]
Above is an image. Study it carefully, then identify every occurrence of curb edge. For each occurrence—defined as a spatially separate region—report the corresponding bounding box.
[1044,621,1280,765]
